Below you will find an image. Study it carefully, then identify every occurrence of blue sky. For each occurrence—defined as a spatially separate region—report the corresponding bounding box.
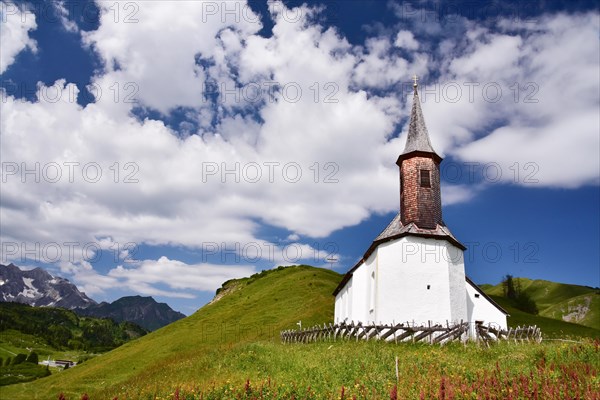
[1,0,598,315]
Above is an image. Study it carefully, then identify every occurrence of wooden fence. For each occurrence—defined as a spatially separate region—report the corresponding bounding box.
[476,323,542,346]
[281,321,542,345]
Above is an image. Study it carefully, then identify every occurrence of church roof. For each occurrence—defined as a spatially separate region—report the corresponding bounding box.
[332,212,466,296]
[398,87,441,163]
[373,212,463,247]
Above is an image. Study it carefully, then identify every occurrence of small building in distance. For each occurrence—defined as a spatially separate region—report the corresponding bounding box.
[40,359,77,368]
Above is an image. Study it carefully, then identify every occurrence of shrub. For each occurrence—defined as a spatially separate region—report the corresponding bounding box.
[26,352,39,364]
[12,353,27,365]
[502,275,539,314]
[515,291,539,314]
[78,355,91,364]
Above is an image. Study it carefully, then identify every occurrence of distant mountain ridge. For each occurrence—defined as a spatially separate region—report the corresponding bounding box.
[74,296,186,331]
[0,264,185,331]
[0,263,95,309]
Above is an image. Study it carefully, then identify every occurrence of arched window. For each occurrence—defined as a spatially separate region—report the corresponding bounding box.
[369,271,376,312]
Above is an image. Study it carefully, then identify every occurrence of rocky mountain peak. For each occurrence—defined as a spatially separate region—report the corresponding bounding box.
[0,263,96,309]
[1,264,186,331]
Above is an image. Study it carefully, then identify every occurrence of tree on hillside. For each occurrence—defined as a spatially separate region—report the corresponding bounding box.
[515,291,539,314]
[4,357,12,366]
[12,353,27,365]
[501,275,539,315]
[502,275,517,299]
[26,352,39,364]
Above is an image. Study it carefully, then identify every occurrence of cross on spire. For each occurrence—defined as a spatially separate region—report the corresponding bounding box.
[412,74,419,94]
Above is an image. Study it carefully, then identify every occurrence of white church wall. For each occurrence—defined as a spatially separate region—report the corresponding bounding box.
[345,279,353,320]
[375,236,467,326]
[334,280,346,323]
[334,256,374,324]
[334,290,340,321]
[334,236,492,328]
[350,255,372,323]
[466,281,508,330]
[446,244,468,323]
[335,273,354,323]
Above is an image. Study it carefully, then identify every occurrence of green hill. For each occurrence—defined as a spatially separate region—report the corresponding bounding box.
[0,329,88,365]
[487,295,600,339]
[543,293,600,329]
[483,278,600,330]
[1,265,341,398]
[2,266,599,399]
[0,303,148,388]
[0,302,147,353]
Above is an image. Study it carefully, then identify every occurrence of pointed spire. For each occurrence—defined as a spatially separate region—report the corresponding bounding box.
[401,76,439,158]
[396,75,443,230]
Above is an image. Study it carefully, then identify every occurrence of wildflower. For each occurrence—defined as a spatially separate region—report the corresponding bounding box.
[390,385,398,400]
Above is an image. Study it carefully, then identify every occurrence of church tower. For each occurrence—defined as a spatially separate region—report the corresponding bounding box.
[333,76,508,332]
[397,78,442,230]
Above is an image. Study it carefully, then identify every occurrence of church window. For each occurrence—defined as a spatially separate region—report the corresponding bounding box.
[427,284,431,290]
[420,169,431,187]
[369,272,375,312]
[475,294,480,298]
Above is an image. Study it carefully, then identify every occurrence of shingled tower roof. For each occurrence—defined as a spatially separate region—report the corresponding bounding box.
[398,77,441,163]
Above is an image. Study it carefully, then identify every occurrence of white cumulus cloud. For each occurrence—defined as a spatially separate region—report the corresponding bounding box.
[0,1,37,73]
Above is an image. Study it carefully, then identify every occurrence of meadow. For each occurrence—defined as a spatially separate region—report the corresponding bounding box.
[51,340,600,399]
[2,266,599,399]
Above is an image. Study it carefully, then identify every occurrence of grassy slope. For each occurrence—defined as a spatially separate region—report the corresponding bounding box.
[489,295,600,339]
[484,278,600,329]
[0,329,97,367]
[4,267,599,399]
[542,293,600,330]
[2,265,341,399]
[0,302,147,352]
[0,330,56,360]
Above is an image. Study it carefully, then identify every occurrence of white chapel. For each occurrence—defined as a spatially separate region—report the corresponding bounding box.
[333,79,508,332]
